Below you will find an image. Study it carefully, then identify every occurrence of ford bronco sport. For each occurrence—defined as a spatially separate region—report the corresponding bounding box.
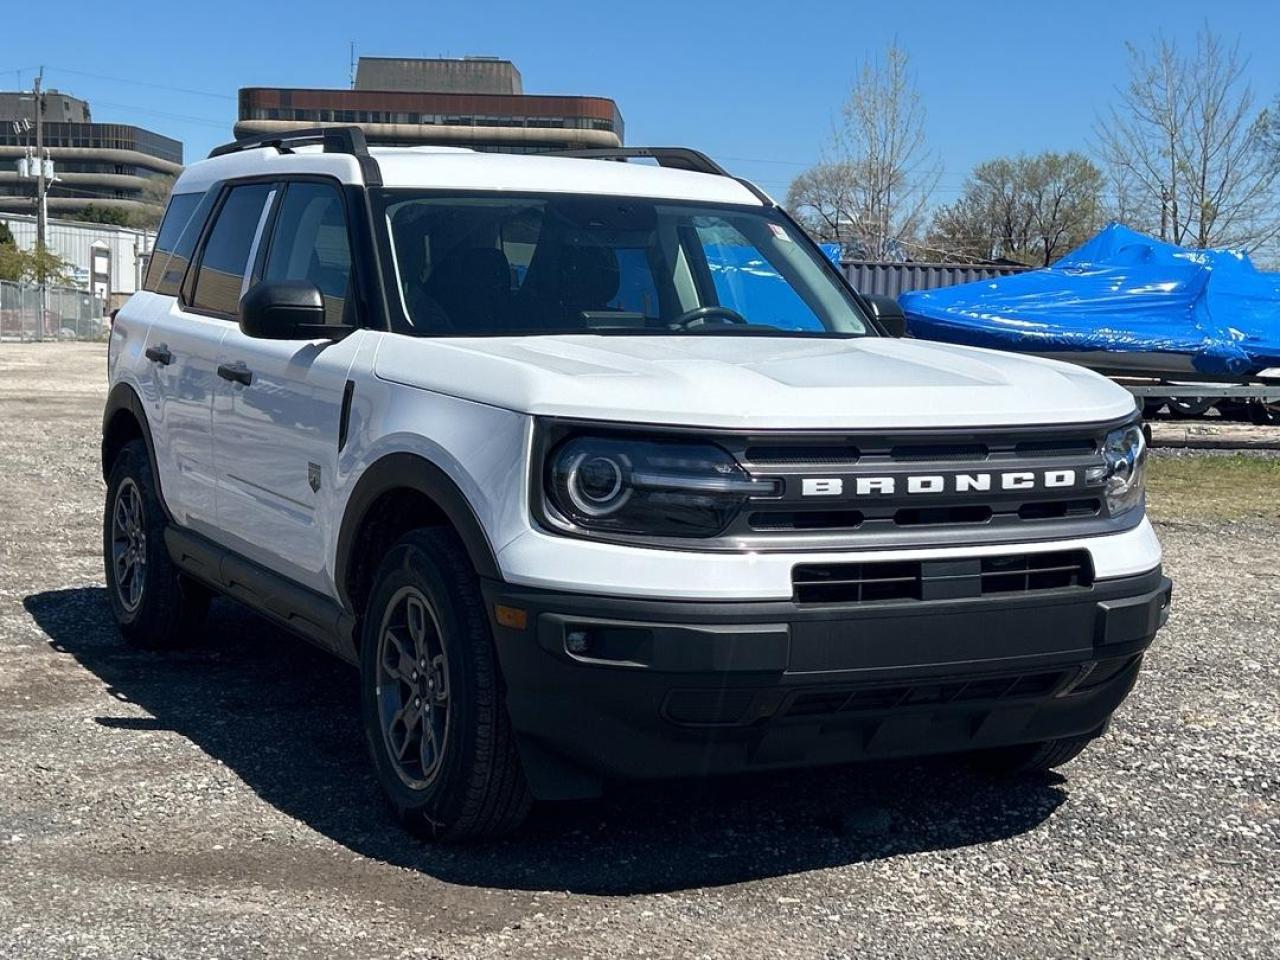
[102,128,1171,840]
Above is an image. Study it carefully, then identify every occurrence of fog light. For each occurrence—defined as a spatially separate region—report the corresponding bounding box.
[566,630,591,654]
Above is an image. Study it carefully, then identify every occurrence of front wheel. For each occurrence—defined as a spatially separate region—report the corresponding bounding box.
[359,527,531,841]
[103,440,209,648]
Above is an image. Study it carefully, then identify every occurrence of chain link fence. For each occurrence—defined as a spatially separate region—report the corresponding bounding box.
[0,281,109,342]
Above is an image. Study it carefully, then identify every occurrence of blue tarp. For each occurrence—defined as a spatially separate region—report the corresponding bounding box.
[899,224,1280,376]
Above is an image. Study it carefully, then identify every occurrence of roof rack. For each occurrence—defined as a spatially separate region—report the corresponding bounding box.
[544,146,772,205]
[206,125,381,186]
[545,147,730,177]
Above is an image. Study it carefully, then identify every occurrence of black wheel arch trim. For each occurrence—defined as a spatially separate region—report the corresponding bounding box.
[102,381,170,519]
[335,452,501,611]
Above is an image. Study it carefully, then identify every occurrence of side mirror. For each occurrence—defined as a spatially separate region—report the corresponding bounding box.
[239,280,350,340]
[865,294,908,338]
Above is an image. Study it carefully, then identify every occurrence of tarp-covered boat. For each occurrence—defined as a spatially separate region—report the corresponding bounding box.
[899,224,1280,379]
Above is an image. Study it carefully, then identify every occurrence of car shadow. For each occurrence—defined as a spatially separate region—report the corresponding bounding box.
[25,586,1068,896]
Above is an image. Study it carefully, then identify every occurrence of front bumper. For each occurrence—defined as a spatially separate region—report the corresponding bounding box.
[484,568,1171,800]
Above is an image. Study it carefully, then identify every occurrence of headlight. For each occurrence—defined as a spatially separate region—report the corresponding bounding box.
[545,435,776,538]
[1099,423,1147,515]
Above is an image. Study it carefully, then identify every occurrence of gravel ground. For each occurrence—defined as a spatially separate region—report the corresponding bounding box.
[1,342,1277,960]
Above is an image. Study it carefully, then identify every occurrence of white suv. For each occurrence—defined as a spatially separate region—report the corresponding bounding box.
[103,128,1171,840]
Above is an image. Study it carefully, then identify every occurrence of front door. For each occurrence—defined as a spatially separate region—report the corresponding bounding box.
[211,180,363,593]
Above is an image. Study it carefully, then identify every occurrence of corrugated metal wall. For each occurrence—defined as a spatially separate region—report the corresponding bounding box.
[842,261,1029,298]
[0,214,153,296]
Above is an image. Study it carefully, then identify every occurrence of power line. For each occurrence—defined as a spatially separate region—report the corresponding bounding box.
[44,66,236,101]
[90,100,231,130]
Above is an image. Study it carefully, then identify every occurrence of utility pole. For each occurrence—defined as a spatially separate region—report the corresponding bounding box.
[349,42,357,89]
[33,68,46,265]
[32,67,49,338]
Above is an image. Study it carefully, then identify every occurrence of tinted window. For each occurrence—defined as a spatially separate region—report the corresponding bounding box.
[191,184,272,316]
[144,192,202,296]
[263,182,353,324]
[609,247,660,316]
[379,192,869,338]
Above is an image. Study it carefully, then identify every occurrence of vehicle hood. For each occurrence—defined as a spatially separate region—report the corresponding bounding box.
[373,334,1137,430]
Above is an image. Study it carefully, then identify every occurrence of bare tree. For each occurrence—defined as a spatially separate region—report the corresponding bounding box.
[1095,27,1279,251]
[785,162,861,245]
[787,42,940,259]
[931,153,1104,266]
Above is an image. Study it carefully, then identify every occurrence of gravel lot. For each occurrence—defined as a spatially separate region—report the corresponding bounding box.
[1,342,1277,959]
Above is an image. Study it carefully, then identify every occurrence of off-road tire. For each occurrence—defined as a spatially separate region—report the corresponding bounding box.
[359,527,532,841]
[971,734,1095,776]
[103,440,210,648]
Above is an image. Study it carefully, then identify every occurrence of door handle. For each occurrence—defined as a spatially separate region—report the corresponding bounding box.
[217,361,254,387]
[144,343,173,365]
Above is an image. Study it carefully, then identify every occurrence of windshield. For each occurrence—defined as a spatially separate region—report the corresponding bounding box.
[374,190,871,338]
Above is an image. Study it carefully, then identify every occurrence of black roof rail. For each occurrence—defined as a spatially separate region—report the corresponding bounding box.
[544,147,772,205]
[206,125,381,186]
[544,146,730,177]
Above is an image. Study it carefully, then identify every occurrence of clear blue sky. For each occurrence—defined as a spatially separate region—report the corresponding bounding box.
[5,0,1279,203]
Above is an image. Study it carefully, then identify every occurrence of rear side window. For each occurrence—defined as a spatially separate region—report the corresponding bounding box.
[191,184,272,317]
[143,192,203,296]
[263,182,353,324]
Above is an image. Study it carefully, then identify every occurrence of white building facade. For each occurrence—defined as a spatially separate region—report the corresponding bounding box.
[0,212,153,304]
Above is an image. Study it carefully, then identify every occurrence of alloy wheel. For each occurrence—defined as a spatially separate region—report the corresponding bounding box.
[375,586,451,789]
[110,477,147,613]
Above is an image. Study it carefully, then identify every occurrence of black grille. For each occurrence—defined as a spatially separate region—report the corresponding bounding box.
[979,551,1094,593]
[742,444,860,466]
[729,423,1117,540]
[793,550,1092,604]
[890,442,989,462]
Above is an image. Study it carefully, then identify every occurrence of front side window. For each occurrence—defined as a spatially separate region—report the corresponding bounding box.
[263,182,353,324]
[191,183,272,317]
[376,191,870,338]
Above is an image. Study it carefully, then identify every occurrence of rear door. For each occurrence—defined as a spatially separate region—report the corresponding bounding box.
[135,188,228,529]
[150,181,276,530]
[210,179,365,593]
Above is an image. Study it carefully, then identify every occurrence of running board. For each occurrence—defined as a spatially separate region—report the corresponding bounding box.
[165,526,358,664]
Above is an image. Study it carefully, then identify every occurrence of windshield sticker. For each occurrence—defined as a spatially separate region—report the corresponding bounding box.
[768,223,792,242]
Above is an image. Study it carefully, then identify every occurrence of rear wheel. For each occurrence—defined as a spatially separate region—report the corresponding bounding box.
[1167,397,1216,419]
[103,440,209,648]
[359,527,531,841]
[970,734,1095,776]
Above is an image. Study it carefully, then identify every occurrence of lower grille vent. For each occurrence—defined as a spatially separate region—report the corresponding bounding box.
[782,668,1071,719]
[793,550,1092,604]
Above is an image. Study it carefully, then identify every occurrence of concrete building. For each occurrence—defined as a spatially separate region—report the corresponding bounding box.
[235,56,622,153]
[355,56,522,95]
[0,91,91,123]
[0,89,183,223]
[0,211,154,304]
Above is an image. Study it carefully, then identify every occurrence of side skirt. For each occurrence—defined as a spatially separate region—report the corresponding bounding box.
[165,525,358,664]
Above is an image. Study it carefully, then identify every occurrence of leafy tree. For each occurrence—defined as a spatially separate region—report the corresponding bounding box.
[931,152,1104,265]
[134,175,175,230]
[788,41,940,259]
[1094,27,1280,251]
[75,204,133,227]
[0,243,71,284]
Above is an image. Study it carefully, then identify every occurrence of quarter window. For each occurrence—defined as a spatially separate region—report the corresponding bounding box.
[191,184,273,317]
[144,192,203,296]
